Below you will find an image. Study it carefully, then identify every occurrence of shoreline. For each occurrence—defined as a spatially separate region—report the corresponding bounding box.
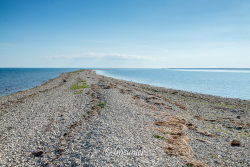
[96,70,250,103]
[0,70,249,166]
[2,69,250,103]
[95,69,250,101]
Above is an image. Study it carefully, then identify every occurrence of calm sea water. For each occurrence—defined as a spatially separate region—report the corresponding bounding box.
[1,68,250,100]
[97,68,250,100]
[0,68,79,96]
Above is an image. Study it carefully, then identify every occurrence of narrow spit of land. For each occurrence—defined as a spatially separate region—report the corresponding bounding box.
[0,70,249,167]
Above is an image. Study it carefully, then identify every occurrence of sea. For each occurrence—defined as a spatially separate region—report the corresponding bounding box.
[0,68,250,100]
[96,68,250,100]
[0,68,79,96]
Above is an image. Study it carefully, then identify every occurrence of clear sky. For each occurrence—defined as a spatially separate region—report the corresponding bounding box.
[0,0,250,68]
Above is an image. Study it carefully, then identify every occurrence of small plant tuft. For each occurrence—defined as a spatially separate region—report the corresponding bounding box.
[71,81,90,90]
[186,163,195,167]
[97,101,106,108]
[186,161,207,167]
[74,90,83,94]
[69,69,85,74]
[153,134,165,140]
[71,80,90,94]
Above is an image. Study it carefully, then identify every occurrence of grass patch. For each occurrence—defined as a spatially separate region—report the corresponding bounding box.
[74,90,83,94]
[185,161,207,167]
[97,101,106,108]
[71,80,90,90]
[68,69,84,74]
[153,134,165,140]
[210,153,218,159]
[186,163,195,167]
[71,80,90,94]
[91,101,106,115]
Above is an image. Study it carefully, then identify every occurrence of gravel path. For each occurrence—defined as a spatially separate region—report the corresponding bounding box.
[0,70,249,167]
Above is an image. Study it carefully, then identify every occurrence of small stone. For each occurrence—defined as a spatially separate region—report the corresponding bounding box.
[235,127,243,130]
[171,91,178,95]
[32,151,44,157]
[54,148,64,155]
[231,109,245,114]
[231,140,241,147]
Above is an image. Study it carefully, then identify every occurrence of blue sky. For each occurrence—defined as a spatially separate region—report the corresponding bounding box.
[0,0,250,68]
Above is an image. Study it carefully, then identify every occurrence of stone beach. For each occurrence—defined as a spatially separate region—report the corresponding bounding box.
[0,70,249,167]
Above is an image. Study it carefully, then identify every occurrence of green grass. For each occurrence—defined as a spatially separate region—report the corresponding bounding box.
[71,80,90,90]
[71,83,90,90]
[186,163,195,167]
[74,90,83,94]
[153,134,165,140]
[210,153,218,159]
[71,80,90,94]
[97,101,106,108]
[68,69,84,74]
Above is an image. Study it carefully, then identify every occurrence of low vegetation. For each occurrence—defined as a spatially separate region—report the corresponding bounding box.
[153,134,165,140]
[185,161,208,167]
[71,80,90,90]
[71,80,90,94]
[68,69,85,75]
[74,90,83,94]
[97,101,106,108]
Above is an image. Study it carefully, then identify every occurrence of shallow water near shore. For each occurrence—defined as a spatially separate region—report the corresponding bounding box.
[0,68,79,96]
[97,68,250,100]
[1,68,250,100]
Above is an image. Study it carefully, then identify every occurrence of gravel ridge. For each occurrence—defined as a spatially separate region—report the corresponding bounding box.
[0,70,249,167]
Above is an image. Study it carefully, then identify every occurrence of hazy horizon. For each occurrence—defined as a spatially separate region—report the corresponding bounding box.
[1,0,250,68]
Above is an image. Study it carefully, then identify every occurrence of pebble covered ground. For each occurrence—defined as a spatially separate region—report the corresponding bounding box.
[0,70,249,167]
